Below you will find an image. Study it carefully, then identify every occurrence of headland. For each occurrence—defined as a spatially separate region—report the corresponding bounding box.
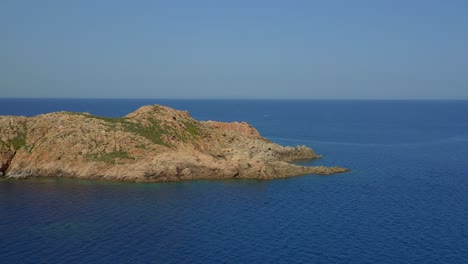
[0,105,347,182]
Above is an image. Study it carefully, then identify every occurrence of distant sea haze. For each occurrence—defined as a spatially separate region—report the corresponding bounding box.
[1,99,468,263]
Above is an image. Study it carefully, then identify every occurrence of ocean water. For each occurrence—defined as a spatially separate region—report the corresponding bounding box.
[1,99,468,263]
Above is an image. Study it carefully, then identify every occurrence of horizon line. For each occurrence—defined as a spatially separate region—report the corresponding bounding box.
[1,97,468,101]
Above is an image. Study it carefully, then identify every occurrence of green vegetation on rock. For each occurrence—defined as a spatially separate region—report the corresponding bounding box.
[1,135,26,151]
[1,120,27,151]
[184,121,200,137]
[68,112,171,147]
[86,151,135,164]
[9,136,26,150]
[123,118,169,146]
[64,107,201,147]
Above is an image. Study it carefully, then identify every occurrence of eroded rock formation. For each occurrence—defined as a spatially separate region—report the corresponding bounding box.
[0,105,347,182]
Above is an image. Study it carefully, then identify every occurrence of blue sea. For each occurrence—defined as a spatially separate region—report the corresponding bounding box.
[1,99,468,264]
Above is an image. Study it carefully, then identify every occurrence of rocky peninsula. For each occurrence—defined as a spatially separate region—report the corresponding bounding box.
[0,105,347,182]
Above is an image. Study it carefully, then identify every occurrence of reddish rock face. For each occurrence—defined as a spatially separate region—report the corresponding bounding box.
[0,105,347,182]
[204,121,261,139]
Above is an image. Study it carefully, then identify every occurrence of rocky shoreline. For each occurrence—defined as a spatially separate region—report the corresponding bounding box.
[0,105,348,182]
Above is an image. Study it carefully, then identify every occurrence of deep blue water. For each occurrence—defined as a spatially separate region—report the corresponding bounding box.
[1,99,468,263]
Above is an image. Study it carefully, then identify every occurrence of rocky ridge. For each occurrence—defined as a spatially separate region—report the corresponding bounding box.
[0,105,348,182]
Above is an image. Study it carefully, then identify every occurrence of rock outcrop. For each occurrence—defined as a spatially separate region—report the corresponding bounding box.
[0,105,347,182]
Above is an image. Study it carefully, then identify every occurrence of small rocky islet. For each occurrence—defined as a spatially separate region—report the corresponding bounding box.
[0,105,347,182]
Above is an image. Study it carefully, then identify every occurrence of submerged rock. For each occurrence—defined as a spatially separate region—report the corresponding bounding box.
[0,105,348,182]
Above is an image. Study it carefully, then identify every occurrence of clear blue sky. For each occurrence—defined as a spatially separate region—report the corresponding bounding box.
[1,0,467,99]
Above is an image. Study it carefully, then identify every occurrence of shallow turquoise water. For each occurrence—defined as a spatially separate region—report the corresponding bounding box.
[1,99,468,263]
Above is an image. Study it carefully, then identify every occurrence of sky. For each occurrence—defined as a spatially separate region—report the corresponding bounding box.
[1,0,467,99]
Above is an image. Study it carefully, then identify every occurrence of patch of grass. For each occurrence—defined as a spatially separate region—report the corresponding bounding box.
[87,115,128,124]
[153,105,162,112]
[124,118,170,146]
[79,114,170,147]
[9,136,26,150]
[63,112,128,124]
[86,151,135,164]
[2,120,28,151]
[184,121,200,137]
[64,109,204,147]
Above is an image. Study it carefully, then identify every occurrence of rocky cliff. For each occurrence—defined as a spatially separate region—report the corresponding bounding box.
[0,105,347,182]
